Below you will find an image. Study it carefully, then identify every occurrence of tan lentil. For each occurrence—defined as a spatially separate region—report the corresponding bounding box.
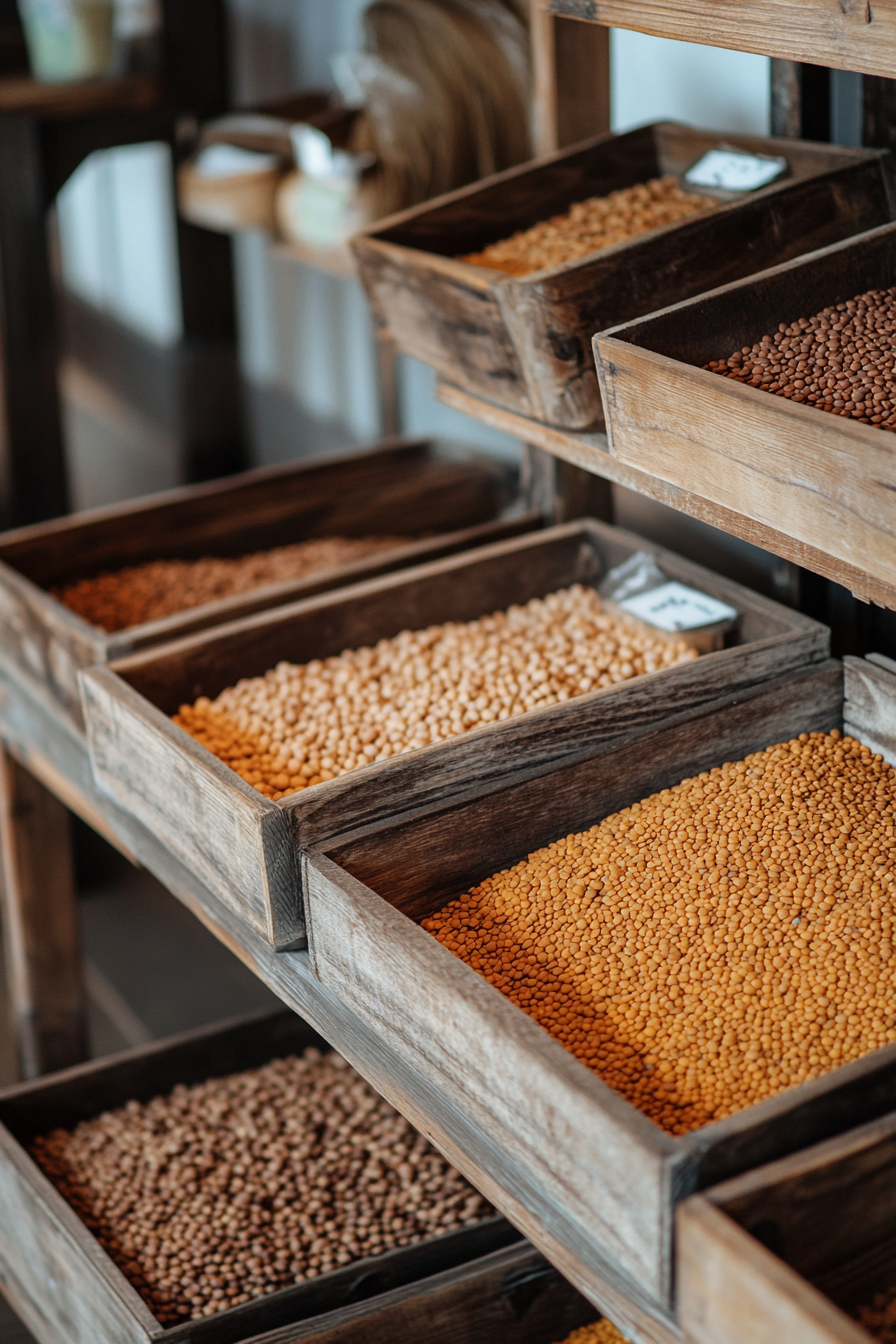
[173,585,696,799]
[460,176,716,276]
[53,536,408,632]
[31,1048,492,1327]
[422,730,896,1136]
[555,1320,630,1344]
[857,1286,896,1341]
[704,286,896,432]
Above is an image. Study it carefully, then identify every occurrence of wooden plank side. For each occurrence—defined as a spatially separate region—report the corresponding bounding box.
[304,850,675,1304]
[0,1124,156,1344]
[547,0,896,80]
[844,655,896,768]
[677,1198,870,1344]
[80,667,294,947]
[596,338,896,601]
[245,1242,598,1344]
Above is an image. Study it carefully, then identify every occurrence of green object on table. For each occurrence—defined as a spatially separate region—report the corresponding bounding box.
[17,0,114,81]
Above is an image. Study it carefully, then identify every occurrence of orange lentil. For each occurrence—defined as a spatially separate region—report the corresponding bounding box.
[555,1321,630,1344]
[857,1285,896,1341]
[460,176,716,276]
[173,585,695,800]
[52,536,408,632]
[422,730,896,1136]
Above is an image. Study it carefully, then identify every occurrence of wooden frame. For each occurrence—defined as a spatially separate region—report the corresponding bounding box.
[79,519,828,950]
[301,657,896,1312]
[594,220,896,608]
[0,1006,518,1344]
[242,1240,601,1344]
[0,437,523,732]
[677,1108,896,1344]
[546,0,896,83]
[353,123,892,431]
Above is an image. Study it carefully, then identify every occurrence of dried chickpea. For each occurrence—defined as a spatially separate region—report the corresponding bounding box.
[461,176,716,276]
[173,585,696,800]
[31,1049,492,1326]
[423,731,896,1136]
[53,536,407,632]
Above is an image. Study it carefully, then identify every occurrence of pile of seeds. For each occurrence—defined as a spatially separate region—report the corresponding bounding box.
[53,536,408,632]
[174,585,696,800]
[423,730,896,1135]
[31,1048,492,1326]
[556,1321,629,1344]
[704,286,896,432]
[460,176,716,276]
[857,1286,896,1341]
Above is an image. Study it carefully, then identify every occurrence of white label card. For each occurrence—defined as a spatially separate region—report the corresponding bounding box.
[685,149,787,192]
[620,583,738,633]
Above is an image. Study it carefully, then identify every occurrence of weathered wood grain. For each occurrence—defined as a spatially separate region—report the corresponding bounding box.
[304,662,864,1308]
[0,438,519,730]
[844,654,896,768]
[0,748,88,1080]
[546,0,896,81]
[0,660,684,1343]
[0,1007,518,1344]
[678,1109,896,1344]
[245,1241,599,1344]
[595,220,896,607]
[355,125,893,430]
[81,519,827,950]
[438,382,896,612]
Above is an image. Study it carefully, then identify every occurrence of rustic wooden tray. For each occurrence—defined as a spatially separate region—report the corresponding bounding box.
[353,124,892,431]
[0,1007,519,1344]
[80,519,828,951]
[301,657,896,1314]
[243,1240,601,1344]
[0,438,525,733]
[593,220,896,609]
[678,1108,896,1344]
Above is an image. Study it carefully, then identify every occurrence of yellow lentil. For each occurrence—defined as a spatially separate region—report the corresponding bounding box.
[422,731,896,1135]
[555,1320,630,1344]
[174,585,695,799]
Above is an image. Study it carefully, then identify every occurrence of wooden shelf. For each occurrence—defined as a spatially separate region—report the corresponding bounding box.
[0,661,684,1344]
[271,236,357,280]
[547,0,896,80]
[438,380,896,609]
[0,71,160,119]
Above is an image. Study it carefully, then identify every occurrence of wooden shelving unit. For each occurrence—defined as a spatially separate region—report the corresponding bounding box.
[1,5,895,1344]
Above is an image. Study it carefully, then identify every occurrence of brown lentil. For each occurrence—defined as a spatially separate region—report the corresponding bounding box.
[422,730,896,1136]
[704,286,896,432]
[555,1321,630,1344]
[53,536,408,632]
[460,176,716,276]
[31,1048,492,1326]
[174,585,696,799]
[857,1285,896,1341]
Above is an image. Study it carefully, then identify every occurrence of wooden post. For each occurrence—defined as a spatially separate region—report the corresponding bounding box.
[530,1,610,155]
[0,115,70,525]
[0,748,88,1078]
[522,444,613,524]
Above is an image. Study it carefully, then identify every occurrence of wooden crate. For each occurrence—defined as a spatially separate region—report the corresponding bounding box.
[0,438,525,733]
[0,1007,519,1344]
[678,1109,896,1344]
[593,220,896,607]
[353,124,892,431]
[244,1240,602,1344]
[80,519,828,951]
[301,656,896,1314]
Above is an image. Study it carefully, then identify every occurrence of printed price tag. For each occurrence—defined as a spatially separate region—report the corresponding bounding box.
[620,582,738,633]
[685,149,787,192]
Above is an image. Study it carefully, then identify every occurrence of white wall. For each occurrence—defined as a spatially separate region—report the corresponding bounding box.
[610,30,770,136]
